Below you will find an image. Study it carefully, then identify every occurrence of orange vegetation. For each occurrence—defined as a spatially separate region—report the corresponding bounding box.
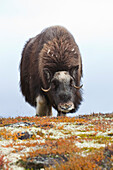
[0,113,113,169]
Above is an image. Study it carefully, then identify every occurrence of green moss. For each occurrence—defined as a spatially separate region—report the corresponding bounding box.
[81,147,104,153]
[78,133,96,138]
[78,133,111,140]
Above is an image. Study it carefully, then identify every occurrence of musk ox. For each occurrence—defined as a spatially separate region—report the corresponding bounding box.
[20,26,83,116]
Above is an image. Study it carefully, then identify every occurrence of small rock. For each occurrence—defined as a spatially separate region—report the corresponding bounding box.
[17,132,33,140]
[5,122,35,127]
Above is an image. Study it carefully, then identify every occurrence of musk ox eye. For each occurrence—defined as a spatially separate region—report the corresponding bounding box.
[70,78,74,87]
[51,80,59,90]
[43,68,52,83]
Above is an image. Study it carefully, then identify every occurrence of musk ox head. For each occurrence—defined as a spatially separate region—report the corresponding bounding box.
[41,66,83,114]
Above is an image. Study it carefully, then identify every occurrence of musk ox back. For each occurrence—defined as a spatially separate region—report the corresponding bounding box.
[20,26,83,116]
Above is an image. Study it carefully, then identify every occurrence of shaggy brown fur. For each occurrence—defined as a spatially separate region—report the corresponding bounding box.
[20,26,83,113]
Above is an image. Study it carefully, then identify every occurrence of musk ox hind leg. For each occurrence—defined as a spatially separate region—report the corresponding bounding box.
[36,95,52,116]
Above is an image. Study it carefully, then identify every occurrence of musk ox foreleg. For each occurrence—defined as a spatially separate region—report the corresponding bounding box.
[58,112,66,117]
[36,95,52,116]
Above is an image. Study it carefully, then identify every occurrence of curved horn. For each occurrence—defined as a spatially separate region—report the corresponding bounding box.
[41,86,51,92]
[73,84,83,89]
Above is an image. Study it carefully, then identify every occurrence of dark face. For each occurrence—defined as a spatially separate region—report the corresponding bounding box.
[49,71,75,113]
[42,66,82,114]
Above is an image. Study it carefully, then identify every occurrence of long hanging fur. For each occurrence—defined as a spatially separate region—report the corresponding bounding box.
[20,26,83,110]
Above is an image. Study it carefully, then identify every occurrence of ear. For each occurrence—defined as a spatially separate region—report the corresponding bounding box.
[43,68,52,83]
[69,65,79,79]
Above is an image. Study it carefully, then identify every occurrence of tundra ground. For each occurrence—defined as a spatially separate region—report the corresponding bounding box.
[0,113,113,169]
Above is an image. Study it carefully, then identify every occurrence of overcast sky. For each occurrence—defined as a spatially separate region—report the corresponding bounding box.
[0,0,113,117]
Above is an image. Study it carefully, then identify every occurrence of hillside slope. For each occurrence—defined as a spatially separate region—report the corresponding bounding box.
[0,113,113,169]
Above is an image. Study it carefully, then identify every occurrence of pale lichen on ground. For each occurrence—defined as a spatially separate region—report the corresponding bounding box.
[0,113,113,169]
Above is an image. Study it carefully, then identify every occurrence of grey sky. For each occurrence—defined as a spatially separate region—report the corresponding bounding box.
[0,0,113,117]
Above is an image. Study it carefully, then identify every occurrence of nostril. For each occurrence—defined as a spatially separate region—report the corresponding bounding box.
[58,102,74,112]
[60,103,72,110]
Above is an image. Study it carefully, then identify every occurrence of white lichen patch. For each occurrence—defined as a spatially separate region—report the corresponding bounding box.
[75,141,106,149]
